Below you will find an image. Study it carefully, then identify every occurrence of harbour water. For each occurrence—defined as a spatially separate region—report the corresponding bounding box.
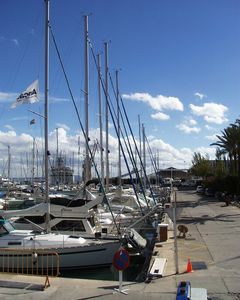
[61,256,146,281]
[61,229,157,282]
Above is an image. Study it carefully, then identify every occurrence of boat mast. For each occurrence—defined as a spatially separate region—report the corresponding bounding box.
[142,123,146,190]
[84,15,91,184]
[116,70,121,191]
[7,145,11,182]
[104,42,109,192]
[56,127,59,188]
[32,137,35,188]
[97,54,104,189]
[44,0,50,233]
[77,136,80,185]
[138,115,142,189]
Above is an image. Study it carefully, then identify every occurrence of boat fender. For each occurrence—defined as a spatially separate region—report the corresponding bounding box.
[32,252,38,265]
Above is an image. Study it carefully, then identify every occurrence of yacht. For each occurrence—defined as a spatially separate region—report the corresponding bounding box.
[0,218,121,271]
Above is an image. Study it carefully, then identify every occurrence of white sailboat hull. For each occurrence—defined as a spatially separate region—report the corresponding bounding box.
[0,229,121,271]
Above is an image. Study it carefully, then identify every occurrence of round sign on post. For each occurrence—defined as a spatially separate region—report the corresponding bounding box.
[112,248,130,271]
[113,248,130,295]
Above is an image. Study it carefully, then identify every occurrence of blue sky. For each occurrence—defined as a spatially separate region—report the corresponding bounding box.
[0,0,240,178]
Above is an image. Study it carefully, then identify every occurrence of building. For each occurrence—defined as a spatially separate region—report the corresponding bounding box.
[50,156,73,186]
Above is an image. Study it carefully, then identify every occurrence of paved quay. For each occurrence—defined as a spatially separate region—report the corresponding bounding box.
[1,190,240,299]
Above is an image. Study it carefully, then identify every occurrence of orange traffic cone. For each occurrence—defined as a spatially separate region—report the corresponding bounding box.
[186,258,193,273]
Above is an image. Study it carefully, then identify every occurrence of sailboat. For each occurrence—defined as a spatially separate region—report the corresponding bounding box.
[0,0,121,272]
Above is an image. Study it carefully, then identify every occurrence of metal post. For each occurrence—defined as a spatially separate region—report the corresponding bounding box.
[173,190,179,274]
[113,270,129,295]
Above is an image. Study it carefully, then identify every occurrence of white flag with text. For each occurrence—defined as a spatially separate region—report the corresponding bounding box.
[11,79,39,108]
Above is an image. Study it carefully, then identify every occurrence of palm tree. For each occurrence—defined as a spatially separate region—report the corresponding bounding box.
[229,119,240,177]
[214,147,227,176]
[211,125,238,175]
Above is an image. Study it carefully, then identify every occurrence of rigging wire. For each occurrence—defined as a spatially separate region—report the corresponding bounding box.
[89,42,146,215]
[49,25,121,235]
[119,93,157,205]
[107,72,157,206]
[144,133,159,184]
[108,73,150,209]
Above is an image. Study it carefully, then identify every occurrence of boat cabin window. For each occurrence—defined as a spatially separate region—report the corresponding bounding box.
[52,220,86,232]
[0,220,14,234]
[88,216,96,228]
[0,225,7,235]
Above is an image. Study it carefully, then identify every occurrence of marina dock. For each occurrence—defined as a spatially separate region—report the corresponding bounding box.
[1,189,240,299]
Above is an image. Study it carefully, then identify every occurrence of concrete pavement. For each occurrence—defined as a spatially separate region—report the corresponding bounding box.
[1,190,240,299]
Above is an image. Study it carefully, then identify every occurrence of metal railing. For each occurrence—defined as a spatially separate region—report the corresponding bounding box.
[0,248,60,289]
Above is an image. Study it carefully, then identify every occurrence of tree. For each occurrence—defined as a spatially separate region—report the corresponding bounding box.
[190,152,212,177]
[210,118,240,194]
[214,147,227,177]
[211,120,240,176]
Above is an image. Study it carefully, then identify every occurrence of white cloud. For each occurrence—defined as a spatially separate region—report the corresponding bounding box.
[189,102,228,124]
[176,123,201,134]
[205,134,218,141]
[56,123,70,131]
[194,146,216,160]
[147,135,155,140]
[147,139,193,168]
[0,125,219,177]
[11,38,19,46]
[194,92,205,100]
[176,117,200,134]
[49,95,70,103]
[9,116,28,122]
[0,92,18,102]
[205,124,216,131]
[122,92,184,112]
[189,118,197,126]
[183,116,197,126]
[5,125,14,131]
[151,112,170,121]
[108,123,114,129]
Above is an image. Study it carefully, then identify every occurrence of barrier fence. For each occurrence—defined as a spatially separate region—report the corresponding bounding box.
[0,248,60,289]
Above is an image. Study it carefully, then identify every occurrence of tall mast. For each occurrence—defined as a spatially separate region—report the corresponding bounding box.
[32,137,35,187]
[56,127,59,188]
[104,42,109,192]
[142,123,146,190]
[84,15,91,184]
[138,115,142,187]
[44,0,50,233]
[36,149,39,180]
[77,136,80,185]
[7,145,11,181]
[116,70,121,190]
[97,54,104,189]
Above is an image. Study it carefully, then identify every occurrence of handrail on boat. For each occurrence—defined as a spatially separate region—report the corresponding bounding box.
[0,248,60,289]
